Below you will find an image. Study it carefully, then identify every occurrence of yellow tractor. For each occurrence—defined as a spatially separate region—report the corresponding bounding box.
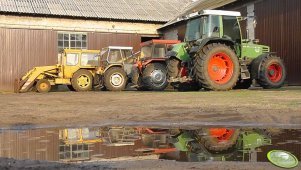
[18,49,100,93]
[60,128,102,145]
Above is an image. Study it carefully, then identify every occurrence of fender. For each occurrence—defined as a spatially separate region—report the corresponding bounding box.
[142,58,166,66]
[189,37,236,54]
[250,52,276,79]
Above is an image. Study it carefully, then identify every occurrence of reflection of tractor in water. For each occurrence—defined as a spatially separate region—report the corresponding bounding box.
[100,127,141,146]
[166,10,286,91]
[131,40,180,91]
[169,128,272,162]
[59,128,103,161]
[99,127,176,154]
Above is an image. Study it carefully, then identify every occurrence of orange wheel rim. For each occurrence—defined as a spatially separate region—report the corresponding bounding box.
[209,128,235,142]
[208,52,234,84]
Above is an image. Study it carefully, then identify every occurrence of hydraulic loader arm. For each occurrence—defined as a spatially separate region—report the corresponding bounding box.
[19,66,58,93]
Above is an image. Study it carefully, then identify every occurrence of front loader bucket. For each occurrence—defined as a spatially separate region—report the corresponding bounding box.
[15,78,34,93]
[19,78,35,93]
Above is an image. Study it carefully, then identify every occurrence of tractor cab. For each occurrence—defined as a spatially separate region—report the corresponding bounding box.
[99,46,134,66]
[184,10,269,59]
[98,46,134,76]
[58,49,100,79]
[185,10,242,43]
[140,39,180,60]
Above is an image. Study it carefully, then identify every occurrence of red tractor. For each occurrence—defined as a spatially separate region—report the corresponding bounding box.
[131,39,180,91]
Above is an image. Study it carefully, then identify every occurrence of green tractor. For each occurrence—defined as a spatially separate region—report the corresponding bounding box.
[170,128,272,162]
[166,10,286,91]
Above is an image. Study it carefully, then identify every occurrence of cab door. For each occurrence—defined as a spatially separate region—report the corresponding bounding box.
[63,52,81,79]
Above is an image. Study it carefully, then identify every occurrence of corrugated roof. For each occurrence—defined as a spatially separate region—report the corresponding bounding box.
[159,0,238,29]
[0,0,193,22]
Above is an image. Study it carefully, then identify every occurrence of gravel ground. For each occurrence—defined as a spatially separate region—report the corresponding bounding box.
[0,87,300,129]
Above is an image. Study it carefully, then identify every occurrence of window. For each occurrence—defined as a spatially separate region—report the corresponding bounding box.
[185,15,220,41]
[121,49,133,58]
[185,17,203,41]
[108,49,122,63]
[153,44,166,58]
[141,45,152,58]
[66,53,79,66]
[100,48,109,61]
[223,16,241,42]
[58,33,87,51]
[81,53,99,66]
[59,144,89,160]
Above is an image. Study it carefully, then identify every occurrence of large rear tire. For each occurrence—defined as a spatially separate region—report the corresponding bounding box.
[36,79,51,93]
[194,43,240,91]
[257,55,286,89]
[104,67,127,91]
[142,63,168,91]
[167,58,180,78]
[71,69,93,92]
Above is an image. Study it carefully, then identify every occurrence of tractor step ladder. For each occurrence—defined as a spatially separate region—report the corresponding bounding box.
[240,61,251,79]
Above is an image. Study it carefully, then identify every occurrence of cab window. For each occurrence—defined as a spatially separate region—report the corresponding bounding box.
[108,49,122,63]
[152,44,166,58]
[141,45,151,58]
[81,53,99,66]
[121,49,132,58]
[223,16,241,42]
[66,53,79,66]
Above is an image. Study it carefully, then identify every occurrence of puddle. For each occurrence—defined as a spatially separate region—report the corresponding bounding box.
[0,126,300,164]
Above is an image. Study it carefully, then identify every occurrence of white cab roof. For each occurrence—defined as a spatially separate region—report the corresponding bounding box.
[188,10,241,18]
[107,46,133,50]
[201,10,241,16]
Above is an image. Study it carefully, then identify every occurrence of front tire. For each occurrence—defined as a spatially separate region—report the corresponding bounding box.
[104,67,127,91]
[142,63,168,91]
[257,55,286,89]
[71,69,93,92]
[194,43,240,91]
[36,79,51,93]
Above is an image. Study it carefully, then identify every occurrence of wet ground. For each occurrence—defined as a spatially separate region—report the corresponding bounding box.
[0,126,300,169]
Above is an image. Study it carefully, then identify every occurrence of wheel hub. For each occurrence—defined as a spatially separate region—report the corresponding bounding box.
[110,74,124,87]
[212,65,219,72]
[150,70,166,85]
[77,75,90,88]
[267,63,282,83]
[269,70,275,76]
[40,83,48,90]
[208,53,234,84]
